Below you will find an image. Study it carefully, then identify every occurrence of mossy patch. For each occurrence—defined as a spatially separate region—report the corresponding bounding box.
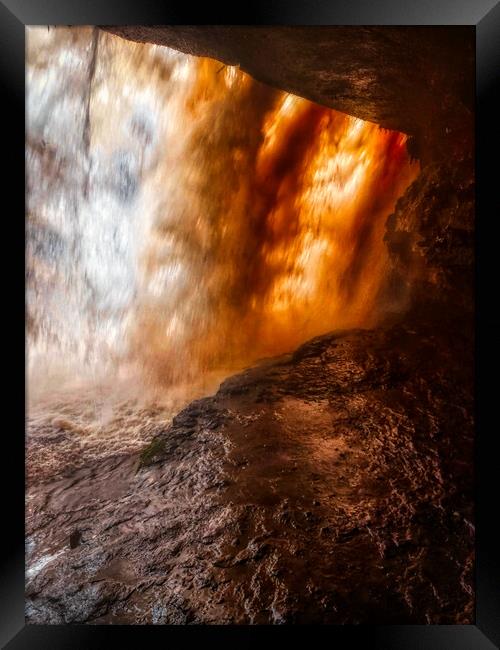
[138,436,166,469]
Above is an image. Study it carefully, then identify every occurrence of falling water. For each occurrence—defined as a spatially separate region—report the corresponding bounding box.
[26,27,419,472]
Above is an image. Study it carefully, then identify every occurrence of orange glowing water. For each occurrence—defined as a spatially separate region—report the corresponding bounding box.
[27,28,419,395]
[130,57,419,386]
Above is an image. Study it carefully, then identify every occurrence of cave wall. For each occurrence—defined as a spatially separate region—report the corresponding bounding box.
[105,26,475,320]
[385,156,474,319]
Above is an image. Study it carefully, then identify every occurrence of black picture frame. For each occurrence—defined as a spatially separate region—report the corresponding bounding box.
[3,0,499,647]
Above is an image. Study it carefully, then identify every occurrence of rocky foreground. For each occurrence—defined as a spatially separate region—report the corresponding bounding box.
[26,319,473,624]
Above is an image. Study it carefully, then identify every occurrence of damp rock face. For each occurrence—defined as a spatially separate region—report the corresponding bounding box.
[25,321,473,624]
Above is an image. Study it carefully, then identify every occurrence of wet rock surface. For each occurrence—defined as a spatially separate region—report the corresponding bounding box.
[26,319,474,624]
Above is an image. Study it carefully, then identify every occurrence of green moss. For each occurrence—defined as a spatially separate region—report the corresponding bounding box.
[138,436,166,469]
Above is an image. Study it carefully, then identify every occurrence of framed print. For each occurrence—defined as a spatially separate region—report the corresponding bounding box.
[2,0,499,647]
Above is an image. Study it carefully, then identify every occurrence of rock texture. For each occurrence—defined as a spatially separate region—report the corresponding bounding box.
[384,154,475,316]
[26,321,473,624]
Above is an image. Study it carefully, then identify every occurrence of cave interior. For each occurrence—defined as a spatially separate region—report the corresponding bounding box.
[25,26,474,625]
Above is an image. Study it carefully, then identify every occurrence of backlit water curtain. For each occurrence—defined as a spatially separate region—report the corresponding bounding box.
[27,27,419,400]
